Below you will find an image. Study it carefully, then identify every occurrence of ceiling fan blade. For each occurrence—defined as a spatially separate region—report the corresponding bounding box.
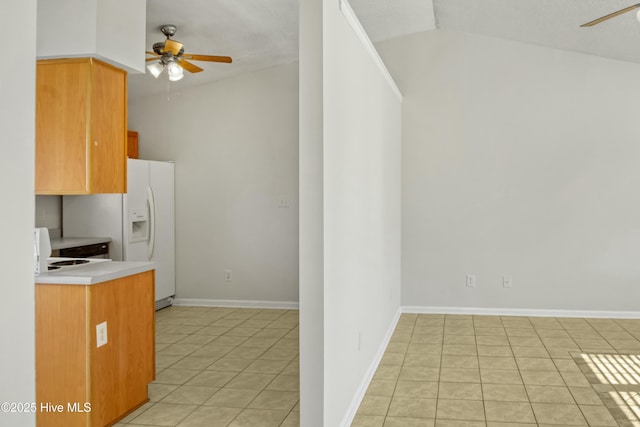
[580,3,640,27]
[178,59,203,73]
[146,51,160,56]
[181,54,233,63]
[164,39,183,55]
[146,57,161,62]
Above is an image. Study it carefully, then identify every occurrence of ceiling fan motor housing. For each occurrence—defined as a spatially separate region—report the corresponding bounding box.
[160,24,177,38]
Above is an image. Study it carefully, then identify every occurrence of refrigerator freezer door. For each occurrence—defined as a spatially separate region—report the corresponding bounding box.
[63,158,176,305]
[123,159,151,262]
[149,161,176,302]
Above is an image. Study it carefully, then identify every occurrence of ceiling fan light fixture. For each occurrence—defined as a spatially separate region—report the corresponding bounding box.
[147,62,164,78]
[145,24,232,84]
[167,61,184,81]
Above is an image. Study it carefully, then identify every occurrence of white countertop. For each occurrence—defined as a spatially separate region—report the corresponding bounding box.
[35,260,156,285]
[50,236,112,250]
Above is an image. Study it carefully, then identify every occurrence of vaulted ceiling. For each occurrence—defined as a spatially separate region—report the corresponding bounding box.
[435,0,640,65]
[129,0,640,100]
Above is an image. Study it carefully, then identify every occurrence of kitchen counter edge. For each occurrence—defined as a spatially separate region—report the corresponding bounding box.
[35,261,157,285]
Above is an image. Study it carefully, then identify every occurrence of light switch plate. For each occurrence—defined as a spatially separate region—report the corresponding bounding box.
[466,274,476,288]
[96,321,108,348]
[503,275,512,288]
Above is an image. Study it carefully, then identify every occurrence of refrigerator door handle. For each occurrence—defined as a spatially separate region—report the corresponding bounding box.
[147,185,156,260]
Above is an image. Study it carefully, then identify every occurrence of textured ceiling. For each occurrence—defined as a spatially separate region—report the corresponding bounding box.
[434,0,640,65]
[128,0,433,100]
[129,0,640,101]
[351,0,435,43]
[129,0,298,100]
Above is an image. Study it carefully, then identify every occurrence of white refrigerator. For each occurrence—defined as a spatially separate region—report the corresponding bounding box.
[63,159,175,309]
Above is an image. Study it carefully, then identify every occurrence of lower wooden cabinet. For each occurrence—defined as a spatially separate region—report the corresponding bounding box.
[35,271,155,427]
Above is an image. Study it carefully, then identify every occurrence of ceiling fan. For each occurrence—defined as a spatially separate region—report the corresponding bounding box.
[145,24,232,81]
[580,3,640,27]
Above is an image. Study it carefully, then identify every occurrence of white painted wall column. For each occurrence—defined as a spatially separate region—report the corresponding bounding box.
[300,0,402,425]
[299,0,325,423]
[0,1,37,426]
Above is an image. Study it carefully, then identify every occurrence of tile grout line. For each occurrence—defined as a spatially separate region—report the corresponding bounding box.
[382,312,416,422]
[556,317,597,426]
[467,315,496,423]
[231,310,298,427]
[435,315,445,425]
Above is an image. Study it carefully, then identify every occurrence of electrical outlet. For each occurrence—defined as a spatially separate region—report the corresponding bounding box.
[503,275,512,288]
[466,274,476,288]
[96,322,108,348]
[224,269,232,282]
[278,195,290,208]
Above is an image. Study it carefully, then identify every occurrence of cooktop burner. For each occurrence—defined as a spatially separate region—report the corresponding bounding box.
[50,259,91,267]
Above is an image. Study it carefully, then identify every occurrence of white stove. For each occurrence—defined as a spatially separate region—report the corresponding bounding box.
[46,257,110,272]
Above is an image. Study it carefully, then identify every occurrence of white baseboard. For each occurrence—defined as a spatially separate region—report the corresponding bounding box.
[172,298,299,310]
[402,306,640,319]
[340,307,402,427]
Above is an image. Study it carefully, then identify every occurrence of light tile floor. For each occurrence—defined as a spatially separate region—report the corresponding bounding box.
[353,313,640,427]
[114,306,300,427]
[114,308,640,427]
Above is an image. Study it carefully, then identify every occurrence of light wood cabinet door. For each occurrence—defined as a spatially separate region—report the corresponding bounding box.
[36,58,127,194]
[89,271,155,425]
[127,130,139,159]
[36,271,155,427]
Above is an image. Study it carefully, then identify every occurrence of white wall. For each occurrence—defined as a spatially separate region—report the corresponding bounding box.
[96,0,146,73]
[128,63,299,304]
[37,0,97,56]
[0,0,36,425]
[300,0,403,424]
[299,0,325,423]
[35,196,62,230]
[322,2,402,424]
[37,0,146,73]
[378,31,640,314]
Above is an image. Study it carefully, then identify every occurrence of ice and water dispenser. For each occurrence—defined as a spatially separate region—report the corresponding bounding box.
[129,209,149,243]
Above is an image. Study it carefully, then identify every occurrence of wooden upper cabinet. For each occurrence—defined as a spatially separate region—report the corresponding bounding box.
[36,58,127,194]
[127,130,139,159]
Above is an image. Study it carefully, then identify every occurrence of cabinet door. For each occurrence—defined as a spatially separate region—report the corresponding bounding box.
[36,284,90,427]
[89,271,155,426]
[90,61,127,193]
[35,58,127,195]
[127,130,139,159]
[36,61,90,194]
